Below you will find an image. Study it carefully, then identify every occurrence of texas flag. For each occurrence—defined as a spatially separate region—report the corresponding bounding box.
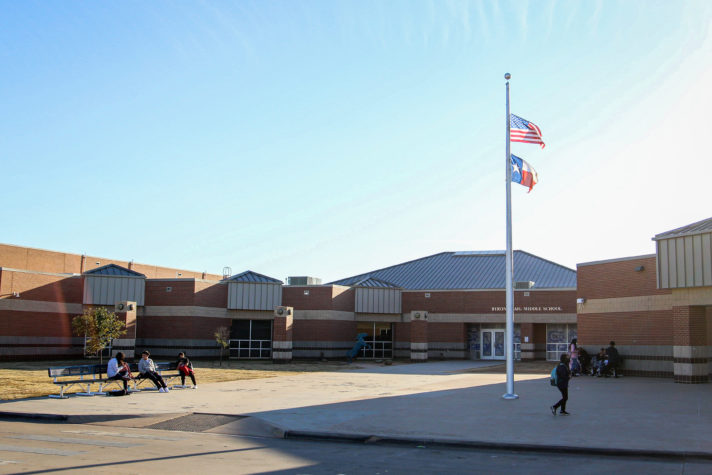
[510,154,538,192]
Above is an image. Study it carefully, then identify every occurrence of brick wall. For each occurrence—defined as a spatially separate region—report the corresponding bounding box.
[0,243,223,280]
[403,290,575,313]
[194,281,227,308]
[138,315,229,340]
[293,319,357,342]
[578,256,668,300]
[0,270,82,303]
[283,286,333,310]
[673,306,707,346]
[578,311,673,346]
[145,280,196,306]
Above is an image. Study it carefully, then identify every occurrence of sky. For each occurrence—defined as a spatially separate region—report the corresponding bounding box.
[2,1,711,283]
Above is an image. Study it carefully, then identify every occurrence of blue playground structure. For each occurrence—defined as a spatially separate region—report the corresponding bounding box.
[347,333,371,363]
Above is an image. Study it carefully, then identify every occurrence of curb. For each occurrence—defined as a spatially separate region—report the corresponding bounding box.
[0,411,173,424]
[283,430,712,461]
[3,411,711,461]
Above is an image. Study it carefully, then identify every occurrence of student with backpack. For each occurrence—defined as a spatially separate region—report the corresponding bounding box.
[550,353,571,415]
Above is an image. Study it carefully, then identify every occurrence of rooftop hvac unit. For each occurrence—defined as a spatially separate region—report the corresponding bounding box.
[514,281,535,290]
[287,276,322,286]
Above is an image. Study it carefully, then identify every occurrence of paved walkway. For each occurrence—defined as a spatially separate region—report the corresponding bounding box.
[1,361,711,458]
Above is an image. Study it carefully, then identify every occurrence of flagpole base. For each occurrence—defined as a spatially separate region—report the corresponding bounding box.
[502,393,519,400]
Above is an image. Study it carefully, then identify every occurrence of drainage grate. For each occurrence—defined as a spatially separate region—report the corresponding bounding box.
[145,413,245,432]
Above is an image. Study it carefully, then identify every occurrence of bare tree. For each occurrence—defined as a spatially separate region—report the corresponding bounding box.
[214,326,230,366]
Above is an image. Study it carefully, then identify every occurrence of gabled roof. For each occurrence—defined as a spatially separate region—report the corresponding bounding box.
[225,270,283,284]
[352,276,401,289]
[83,264,145,277]
[329,251,576,290]
[653,217,712,241]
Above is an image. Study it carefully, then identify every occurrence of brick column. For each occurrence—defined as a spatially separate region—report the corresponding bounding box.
[519,323,535,360]
[410,311,428,362]
[673,305,708,383]
[272,306,293,363]
[113,301,137,359]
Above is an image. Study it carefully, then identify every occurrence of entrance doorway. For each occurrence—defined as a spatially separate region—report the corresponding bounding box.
[356,322,393,359]
[229,319,272,359]
[481,329,505,360]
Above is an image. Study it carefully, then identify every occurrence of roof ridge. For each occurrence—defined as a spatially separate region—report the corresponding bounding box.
[226,270,283,283]
[653,216,712,240]
[514,250,576,273]
[327,252,451,285]
[83,263,146,277]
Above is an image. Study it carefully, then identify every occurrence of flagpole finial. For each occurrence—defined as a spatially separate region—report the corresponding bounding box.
[504,73,511,80]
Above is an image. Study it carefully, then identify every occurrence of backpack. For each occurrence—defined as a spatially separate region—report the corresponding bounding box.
[550,366,558,386]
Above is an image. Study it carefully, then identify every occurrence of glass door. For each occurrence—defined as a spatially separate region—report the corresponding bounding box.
[481,329,506,360]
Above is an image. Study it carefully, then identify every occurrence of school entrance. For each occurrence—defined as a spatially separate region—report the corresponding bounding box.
[229,319,272,359]
[480,329,505,360]
[356,322,393,359]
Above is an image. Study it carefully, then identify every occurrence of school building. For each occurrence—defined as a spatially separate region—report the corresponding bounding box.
[1,215,710,383]
[0,244,576,364]
[577,217,712,383]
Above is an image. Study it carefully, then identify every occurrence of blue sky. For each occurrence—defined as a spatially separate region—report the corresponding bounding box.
[2,1,711,282]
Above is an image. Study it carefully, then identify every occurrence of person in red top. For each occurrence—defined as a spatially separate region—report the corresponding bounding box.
[176,352,197,389]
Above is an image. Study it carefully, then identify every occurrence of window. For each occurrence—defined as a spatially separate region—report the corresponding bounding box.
[229,320,272,359]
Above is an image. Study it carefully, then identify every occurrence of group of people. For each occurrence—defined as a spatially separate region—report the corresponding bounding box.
[106,351,198,396]
[551,339,622,415]
[568,339,621,377]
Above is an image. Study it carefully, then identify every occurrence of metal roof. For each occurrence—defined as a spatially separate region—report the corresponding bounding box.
[225,270,283,284]
[83,264,145,277]
[329,251,576,290]
[653,217,712,241]
[352,277,402,289]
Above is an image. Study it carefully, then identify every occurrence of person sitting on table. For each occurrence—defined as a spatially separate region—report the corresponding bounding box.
[107,351,133,395]
[138,350,169,393]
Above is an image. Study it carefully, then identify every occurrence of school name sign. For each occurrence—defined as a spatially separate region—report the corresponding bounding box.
[491,306,563,312]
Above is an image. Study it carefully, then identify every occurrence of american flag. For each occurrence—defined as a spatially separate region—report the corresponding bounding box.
[510,114,545,148]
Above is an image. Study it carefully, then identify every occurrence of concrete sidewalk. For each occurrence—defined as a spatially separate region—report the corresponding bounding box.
[1,361,711,458]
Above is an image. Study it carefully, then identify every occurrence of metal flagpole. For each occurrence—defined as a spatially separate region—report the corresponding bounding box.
[503,72,518,400]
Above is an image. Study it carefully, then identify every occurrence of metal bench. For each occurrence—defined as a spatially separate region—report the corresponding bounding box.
[48,361,182,398]
[47,364,106,398]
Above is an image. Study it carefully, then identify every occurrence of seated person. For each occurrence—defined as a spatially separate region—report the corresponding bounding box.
[176,352,197,388]
[138,350,169,393]
[107,351,133,395]
[591,348,607,376]
[601,341,621,377]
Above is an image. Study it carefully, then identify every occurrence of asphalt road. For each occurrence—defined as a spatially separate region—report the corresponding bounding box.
[0,419,710,474]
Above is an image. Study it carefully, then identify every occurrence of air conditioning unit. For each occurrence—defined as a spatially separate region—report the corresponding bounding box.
[412,311,428,320]
[514,281,535,290]
[274,306,293,317]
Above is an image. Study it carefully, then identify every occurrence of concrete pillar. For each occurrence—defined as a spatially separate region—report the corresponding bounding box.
[272,306,293,363]
[410,311,428,362]
[673,305,708,383]
[113,301,137,359]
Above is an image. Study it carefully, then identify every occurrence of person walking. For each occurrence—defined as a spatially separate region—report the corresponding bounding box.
[138,350,169,392]
[551,353,571,415]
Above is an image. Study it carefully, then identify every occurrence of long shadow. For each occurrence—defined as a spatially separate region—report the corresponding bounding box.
[17,446,263,474]
[237,375,712,457]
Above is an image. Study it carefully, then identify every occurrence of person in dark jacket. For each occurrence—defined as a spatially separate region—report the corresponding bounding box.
[601,341,620,377]
[551,353,571,415]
